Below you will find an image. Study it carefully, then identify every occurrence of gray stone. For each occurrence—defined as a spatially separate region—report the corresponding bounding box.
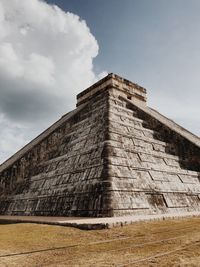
[0,73,199,217]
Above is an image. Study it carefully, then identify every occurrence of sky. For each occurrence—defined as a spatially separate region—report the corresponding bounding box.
[0,0,199,163]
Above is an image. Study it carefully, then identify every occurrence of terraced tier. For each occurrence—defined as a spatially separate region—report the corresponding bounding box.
[107,92,200,216]
[0,73,199,217]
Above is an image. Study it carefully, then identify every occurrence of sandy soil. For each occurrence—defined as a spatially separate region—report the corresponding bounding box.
[0,217,200,266]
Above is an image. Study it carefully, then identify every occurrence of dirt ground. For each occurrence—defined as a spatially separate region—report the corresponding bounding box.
[0,217,200,267]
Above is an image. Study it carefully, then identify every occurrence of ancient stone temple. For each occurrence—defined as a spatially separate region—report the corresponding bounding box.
[0,74,200,217]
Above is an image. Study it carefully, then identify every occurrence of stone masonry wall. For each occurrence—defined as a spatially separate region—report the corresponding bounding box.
[0,90,113,217]
[107,89,200,216]
[0,73,199,218]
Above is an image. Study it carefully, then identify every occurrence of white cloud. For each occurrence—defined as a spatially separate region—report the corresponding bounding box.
[0,0,105,163]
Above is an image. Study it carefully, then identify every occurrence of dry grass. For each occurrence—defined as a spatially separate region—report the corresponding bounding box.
[0,217,200,266]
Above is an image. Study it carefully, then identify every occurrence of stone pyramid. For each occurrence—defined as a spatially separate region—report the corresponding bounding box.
[0,74,200,217]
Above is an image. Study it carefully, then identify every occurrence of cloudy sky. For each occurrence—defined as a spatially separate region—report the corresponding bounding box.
[0,0,199,163]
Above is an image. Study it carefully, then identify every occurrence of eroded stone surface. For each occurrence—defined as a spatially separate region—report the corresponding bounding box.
[0,73,199,217]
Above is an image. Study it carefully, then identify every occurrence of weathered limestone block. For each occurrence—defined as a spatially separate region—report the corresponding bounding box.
[0,73,199,217]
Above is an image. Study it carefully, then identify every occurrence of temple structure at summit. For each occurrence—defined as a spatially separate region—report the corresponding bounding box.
[0,73,200,217]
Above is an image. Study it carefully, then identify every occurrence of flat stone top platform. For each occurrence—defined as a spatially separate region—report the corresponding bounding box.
[1,212,200,230]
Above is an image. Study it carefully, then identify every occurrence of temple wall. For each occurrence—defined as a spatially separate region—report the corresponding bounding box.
[0,73,199,218]
[107,92,200,216]
[0,92,112,217]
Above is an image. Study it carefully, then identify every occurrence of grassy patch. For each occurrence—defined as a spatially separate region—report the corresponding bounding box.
[0,217,200,266]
